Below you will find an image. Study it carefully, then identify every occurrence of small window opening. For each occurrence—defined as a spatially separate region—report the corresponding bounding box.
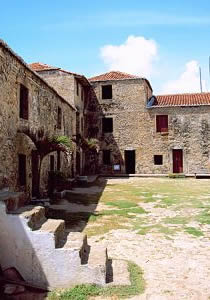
[18,154,26,186]
[19,84,29,120]
[57,106,62,129]
[103,150,111,165]
[156,115,168,133]
[102,118,113,133]
[154,155,163,165]
[102,85,112,99]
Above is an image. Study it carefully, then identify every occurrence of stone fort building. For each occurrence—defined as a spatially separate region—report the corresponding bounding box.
[1,39,210,200]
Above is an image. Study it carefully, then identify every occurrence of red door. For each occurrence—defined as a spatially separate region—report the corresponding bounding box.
[173,149,183,173]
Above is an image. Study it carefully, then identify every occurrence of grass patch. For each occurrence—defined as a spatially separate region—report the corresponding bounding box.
[99,207,147,218]
[197,209,210,224]
[137,224,179,236]
[185,227,204,237]
[47,262,145,300]
[106,200,138,209]
[163,216,189,225]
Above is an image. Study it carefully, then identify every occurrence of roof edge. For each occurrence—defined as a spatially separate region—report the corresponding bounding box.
[0,40,76,111]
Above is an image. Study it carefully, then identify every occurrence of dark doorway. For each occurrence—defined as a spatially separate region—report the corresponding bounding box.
[173,149,183,173]
[32,151,39,197]
[76,151,81,175]
[18,154,26,186]
[125,150,135,174]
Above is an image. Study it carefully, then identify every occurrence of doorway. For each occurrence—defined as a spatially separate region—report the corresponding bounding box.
[32,150,39,197]
[125,150,136,174]
[173,149,183,173]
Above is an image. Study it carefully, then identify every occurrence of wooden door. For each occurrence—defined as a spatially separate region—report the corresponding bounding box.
[173,149,183,173]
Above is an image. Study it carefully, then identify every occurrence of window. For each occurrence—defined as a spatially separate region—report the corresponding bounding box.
[76,81,79,96]
[81,88,84,101]
[154,155,163,165]
[19,84,29,120]
[102,85,112,99]
[18,154,26,186]
[156,115,168,133]
[57,106,62,129]
[57,151,61,171]
[50,155,55,171]
[103,150,111,165]
[102,118,113,133]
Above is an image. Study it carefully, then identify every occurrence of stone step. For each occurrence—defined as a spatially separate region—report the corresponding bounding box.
[106,259,131,286]
[10,206,46,230]
[81,245,108,285]
[64,232,89,264]
[39,219,65,248]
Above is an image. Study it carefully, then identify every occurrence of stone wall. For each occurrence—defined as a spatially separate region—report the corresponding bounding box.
[37,69,91,175]
[89,78,210,175]
[0,42,75,199]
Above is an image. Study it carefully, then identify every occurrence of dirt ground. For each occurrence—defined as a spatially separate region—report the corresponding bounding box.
[50,177,210,299]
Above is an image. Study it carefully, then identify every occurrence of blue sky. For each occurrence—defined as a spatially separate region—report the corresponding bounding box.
[1,0,210,94]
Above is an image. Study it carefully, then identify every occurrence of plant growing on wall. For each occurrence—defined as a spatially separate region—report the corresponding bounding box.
[18,127,73,197]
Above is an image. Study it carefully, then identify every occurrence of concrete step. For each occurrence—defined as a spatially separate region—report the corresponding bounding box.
[0,190,26,211]
[106,259,131,286]
[39,219,65,248]
[10,206,46,230]
[64,232,89,262]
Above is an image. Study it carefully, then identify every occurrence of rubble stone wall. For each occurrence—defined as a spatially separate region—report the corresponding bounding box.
[0,43,75,198]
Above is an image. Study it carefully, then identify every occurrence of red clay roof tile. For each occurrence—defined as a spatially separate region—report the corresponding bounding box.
[155,93,210,107]
[29,62,58,71]
[89,71,139,81]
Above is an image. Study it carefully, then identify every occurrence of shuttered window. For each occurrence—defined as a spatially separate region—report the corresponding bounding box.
[156,115,168,132]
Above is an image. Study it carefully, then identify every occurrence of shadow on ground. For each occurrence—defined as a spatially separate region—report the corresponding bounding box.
[46,178,108,233]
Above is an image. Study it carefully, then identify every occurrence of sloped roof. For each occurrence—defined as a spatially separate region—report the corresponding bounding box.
[153,93,210,107]
[89,71,140,81]
[29,62,59,71]
[0,40,75,111]
[29,62,90,86]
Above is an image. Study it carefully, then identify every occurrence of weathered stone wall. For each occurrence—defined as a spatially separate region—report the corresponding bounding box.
[37,69,90,175]
[89,78,210,175]
[0,43,75,198]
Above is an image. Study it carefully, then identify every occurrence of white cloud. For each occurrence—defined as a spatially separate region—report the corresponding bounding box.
[100,35,158,78]
[161,60,206,94]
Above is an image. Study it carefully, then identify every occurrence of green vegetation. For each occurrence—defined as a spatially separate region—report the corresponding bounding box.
[185,227,204,237]
[106,200,138,209]
[48,262,145,300]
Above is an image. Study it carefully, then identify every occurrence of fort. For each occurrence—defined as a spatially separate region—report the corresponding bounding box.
[0,39,210,291]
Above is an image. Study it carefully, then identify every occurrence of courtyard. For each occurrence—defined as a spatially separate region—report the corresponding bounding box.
[49,177,210,299]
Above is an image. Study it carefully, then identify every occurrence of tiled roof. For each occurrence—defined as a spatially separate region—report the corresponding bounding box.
[29,62,59,71]
[154,93,210,107]
[89,71,139,81]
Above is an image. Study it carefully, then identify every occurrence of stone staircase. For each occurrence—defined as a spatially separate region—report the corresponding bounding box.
[0,197,130,290]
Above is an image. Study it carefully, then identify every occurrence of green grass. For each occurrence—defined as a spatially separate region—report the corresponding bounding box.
[99,207,147,218]
[197,209,210,224]
[185,227,204,237]
[163,216,189,225]
[106,200,138,209]
[47,262,145,300]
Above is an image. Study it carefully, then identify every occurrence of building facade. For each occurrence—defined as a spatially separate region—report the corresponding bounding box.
[1,39,210,203]
[0,40,75,200]
[89,72,210,175]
